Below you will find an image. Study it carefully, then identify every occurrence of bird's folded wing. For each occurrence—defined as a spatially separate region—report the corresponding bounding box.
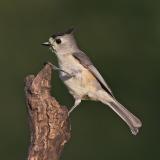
[72,51,114,97]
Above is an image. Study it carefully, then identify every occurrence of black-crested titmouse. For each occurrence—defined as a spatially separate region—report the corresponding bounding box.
[42,28,142,135]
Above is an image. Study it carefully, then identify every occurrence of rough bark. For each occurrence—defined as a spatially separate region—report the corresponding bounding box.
[25,63,71,160]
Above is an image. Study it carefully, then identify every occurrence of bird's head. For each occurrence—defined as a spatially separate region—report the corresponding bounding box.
[42,27,78,55]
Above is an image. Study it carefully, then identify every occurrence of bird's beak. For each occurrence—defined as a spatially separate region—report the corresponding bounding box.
[42,41,51,46]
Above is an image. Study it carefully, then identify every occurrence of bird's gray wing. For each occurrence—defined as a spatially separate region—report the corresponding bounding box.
[72,51,114,97]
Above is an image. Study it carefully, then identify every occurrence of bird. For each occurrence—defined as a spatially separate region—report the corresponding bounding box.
[42,28,142,135]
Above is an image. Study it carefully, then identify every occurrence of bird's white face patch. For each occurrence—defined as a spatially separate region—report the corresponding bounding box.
[48,37,56,51]
[49,37,54,46]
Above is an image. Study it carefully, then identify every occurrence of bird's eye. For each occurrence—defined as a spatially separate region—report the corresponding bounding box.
[55,39,61,44]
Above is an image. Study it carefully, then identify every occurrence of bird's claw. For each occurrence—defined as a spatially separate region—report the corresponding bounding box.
[43,61,50,66]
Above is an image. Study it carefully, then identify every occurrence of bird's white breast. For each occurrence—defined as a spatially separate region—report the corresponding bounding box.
[57,54,100,99]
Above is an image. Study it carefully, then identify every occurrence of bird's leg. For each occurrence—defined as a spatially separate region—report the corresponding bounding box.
[68,99,81,115]
[46,62,73,77]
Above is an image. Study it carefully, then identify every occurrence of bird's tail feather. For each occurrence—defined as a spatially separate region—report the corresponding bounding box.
[96,90,142,135]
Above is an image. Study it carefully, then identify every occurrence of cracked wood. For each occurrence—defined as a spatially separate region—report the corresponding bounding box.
[25,64,71,160]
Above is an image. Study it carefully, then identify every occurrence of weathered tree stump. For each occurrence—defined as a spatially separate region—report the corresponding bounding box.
[25,64,71,160]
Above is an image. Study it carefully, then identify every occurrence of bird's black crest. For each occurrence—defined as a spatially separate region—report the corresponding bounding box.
[51,27,74,39]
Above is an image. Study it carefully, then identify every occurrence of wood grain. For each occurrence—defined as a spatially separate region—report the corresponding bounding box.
[25,64,71,160]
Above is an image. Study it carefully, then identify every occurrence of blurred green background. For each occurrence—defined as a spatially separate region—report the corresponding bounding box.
[0,0,160,159]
